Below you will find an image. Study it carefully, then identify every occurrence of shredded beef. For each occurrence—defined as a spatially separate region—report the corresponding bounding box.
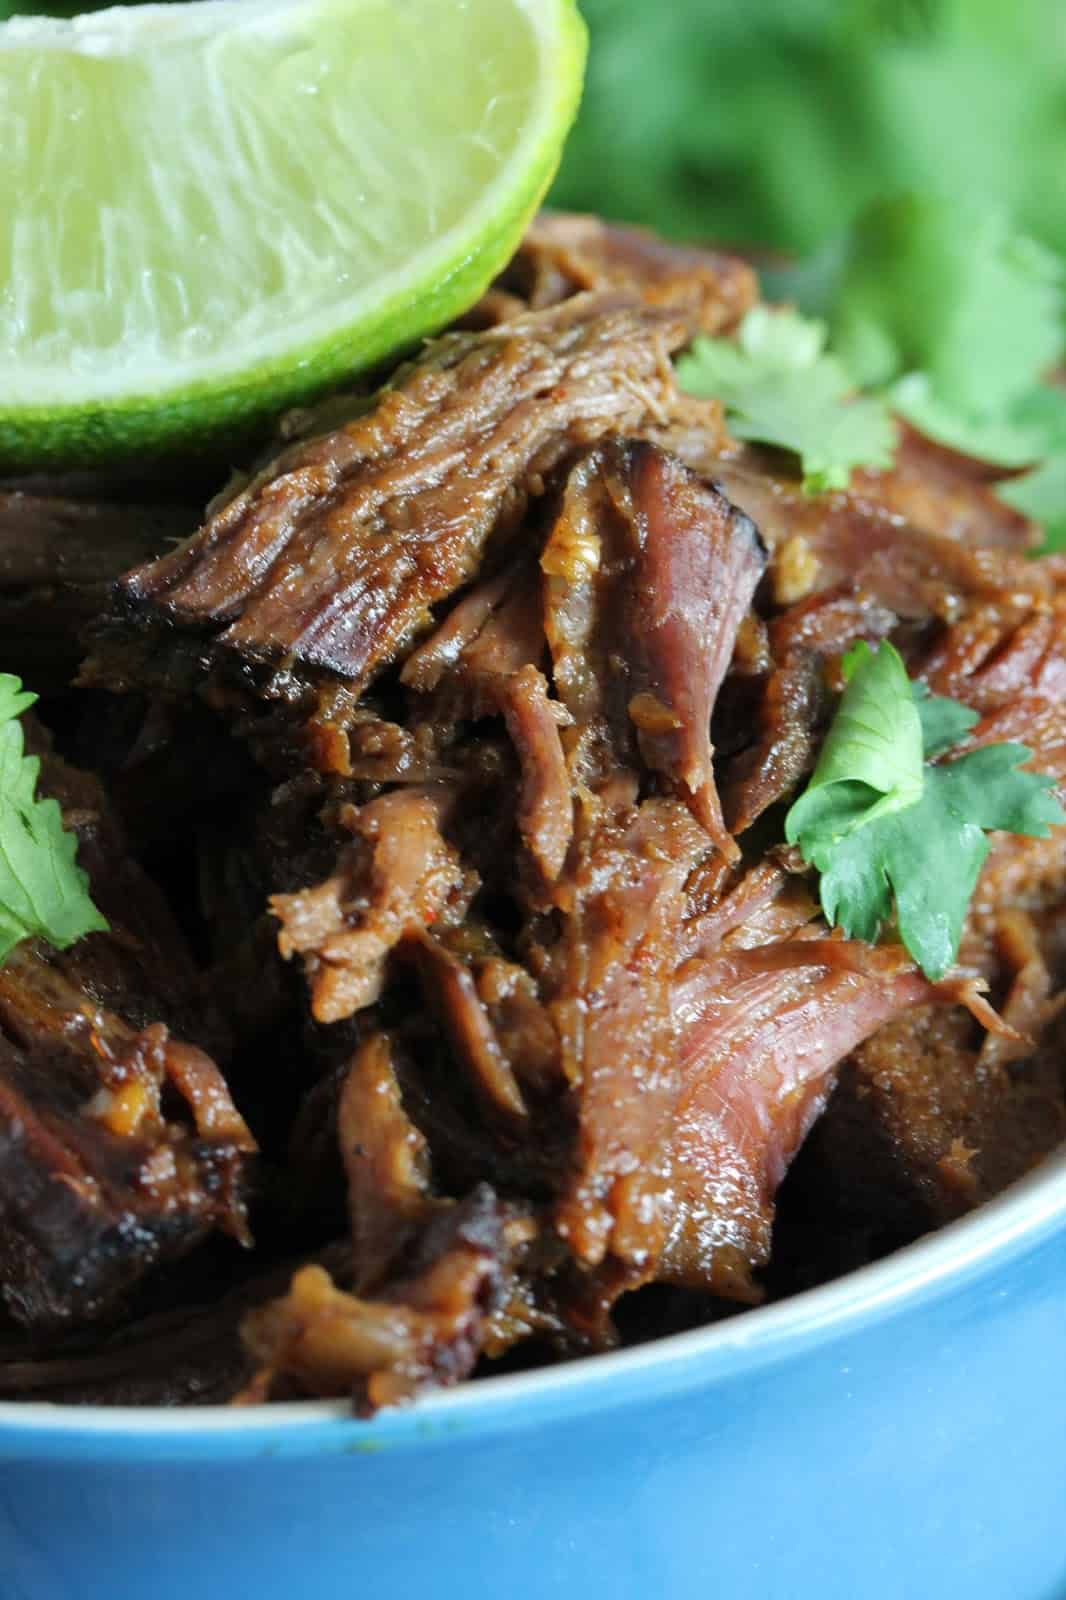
[0,487,195,691]
[3,214,1063,1410]
[664,940,1003,1299]
[270,788,476,1024]
[339,1032,437,1293]
[718,590,898,834]
[88,294,715,711]
[808,999,1066,1239]
[472,210,759,337]
[0,737,254,1330]
[544,796,711,1272]
[241,1184,521,1412]
[849,424,1038,553]
[542,440,765,851]
[402,561,572,881]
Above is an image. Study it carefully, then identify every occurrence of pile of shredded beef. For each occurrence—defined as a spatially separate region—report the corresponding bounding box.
[0,214,1063,1412]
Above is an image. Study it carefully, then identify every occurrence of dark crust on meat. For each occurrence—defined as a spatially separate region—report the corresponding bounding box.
[3,214,1062,1409]
[0,737,254,1331]
[469,210,759,337]
[86,294,713,713]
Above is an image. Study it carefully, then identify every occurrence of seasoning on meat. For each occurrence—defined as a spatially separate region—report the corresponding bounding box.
[2,213,1063,1411]
[0,735,254,1329]
[89,293,722,710]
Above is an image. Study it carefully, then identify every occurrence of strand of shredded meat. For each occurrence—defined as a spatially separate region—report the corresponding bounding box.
[4,211,1056,1411]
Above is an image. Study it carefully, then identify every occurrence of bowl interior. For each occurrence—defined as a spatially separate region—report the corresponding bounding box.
[1,1141,1063,1451]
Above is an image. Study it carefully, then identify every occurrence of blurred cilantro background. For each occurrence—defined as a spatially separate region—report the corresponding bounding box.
[548,0,1066,541]
[551,0,1066,261]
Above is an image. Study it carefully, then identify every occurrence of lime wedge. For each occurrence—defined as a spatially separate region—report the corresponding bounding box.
[0,0,586,465]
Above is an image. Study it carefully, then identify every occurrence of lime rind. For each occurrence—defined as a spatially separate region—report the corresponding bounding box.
[0,0,587,465]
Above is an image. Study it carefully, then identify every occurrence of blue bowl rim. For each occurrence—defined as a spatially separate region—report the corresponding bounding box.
[0,1144,1063,1461]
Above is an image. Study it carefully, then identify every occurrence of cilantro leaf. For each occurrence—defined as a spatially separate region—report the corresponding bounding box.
[882,374,1066,472]
[819,195,1066,495]
[998,455,1066,554]
[785,641,1066,980]
[552,0,1066,270]
[675,306,896,493]
[928,743,1066,839]
[820,639,924,803]
[0,675,108,965]
[829,197,1064,414]
[910,681,978,758]
[807,785,989,981]
[786,640,923,837]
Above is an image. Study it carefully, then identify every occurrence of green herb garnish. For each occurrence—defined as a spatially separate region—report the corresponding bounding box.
[553,3,1066,278]
[827,197,1066,505]
[676,305,896,493]
[756,194,1066,548]
[828,199,1062,420]
[785,641,1065,980]
[0,675,108,964]
[998,455,1066,555]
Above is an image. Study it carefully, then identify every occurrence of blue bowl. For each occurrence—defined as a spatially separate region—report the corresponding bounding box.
[1,1149,1064,1600]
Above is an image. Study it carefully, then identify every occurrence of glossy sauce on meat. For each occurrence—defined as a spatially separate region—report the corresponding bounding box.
[1,214,1062,1410]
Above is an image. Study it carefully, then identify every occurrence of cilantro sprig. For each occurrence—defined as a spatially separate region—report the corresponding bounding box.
[766,194,1066,548]
[677,194,1066,536]
[785,642,1065,980]
[827,198,1066,540]
[998,455,1066,555]
[828,200,1063,428]
[0,675,108,964]
[676,305,896,493]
